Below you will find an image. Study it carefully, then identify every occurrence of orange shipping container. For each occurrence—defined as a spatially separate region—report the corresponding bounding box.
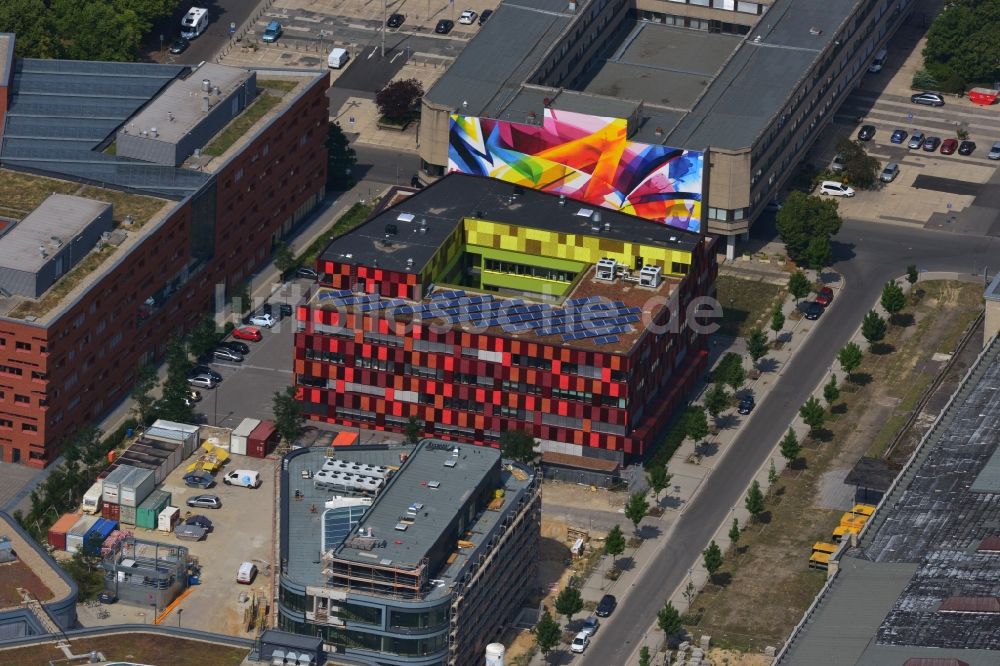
[48,512,82,551]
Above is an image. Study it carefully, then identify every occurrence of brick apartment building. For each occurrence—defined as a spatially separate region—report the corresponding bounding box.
[0,33,328,466]
[295,175,717,468]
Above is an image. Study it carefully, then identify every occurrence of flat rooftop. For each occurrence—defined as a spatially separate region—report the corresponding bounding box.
[780,337,1000,664]
[283,442,535,600]
[0,194,109,274]
[986,272,1000,302]
[122,63,253,146]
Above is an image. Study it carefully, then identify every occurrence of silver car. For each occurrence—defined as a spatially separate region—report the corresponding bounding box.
[186,494,222,509]
[880,162,899,182]
[908,131,925,150]
[988,141,1000,161]
[213,347,244,363]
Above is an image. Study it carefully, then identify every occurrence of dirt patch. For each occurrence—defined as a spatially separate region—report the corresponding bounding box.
[681,281,983,655]
[708,647,775,666]
[0,633,247,666]
[0,561,54,606]
[715,275,785,338]
[542,480,627,511]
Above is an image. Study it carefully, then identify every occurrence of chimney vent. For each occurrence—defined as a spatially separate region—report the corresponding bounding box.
[202,79,211,92]
[202,96,210,113]
[150,127,158,138]
[167,111,175,122]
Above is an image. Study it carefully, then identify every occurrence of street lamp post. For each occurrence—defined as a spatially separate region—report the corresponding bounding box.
[178,608,183,627]
[381,0,387,57]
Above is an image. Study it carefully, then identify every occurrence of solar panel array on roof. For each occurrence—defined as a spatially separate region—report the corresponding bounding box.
[316,289,640,346]
[0,58,210,198]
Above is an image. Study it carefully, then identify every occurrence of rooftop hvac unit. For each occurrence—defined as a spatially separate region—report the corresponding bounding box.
[595,258,617,282]
[639,265,663,288]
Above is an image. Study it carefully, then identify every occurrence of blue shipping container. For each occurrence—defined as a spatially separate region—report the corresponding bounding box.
[83,518,118,555]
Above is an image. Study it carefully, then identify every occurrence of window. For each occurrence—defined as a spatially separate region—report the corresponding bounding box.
[14,395,29,404]
[15,341,30,351]
[671,262,690,275]
[21,423,38,432]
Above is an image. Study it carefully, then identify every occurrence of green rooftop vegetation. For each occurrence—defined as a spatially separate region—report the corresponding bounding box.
[202,93,281,157]
[0,169,79,220]
[258,78,299,93]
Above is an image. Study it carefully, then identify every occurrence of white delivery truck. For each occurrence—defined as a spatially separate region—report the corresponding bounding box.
[328,48,349,69]
[223,469,262,488]
[81,481,103,514]
[181,7,209,39]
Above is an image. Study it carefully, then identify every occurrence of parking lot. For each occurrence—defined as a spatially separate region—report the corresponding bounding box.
[807,14,1000,236]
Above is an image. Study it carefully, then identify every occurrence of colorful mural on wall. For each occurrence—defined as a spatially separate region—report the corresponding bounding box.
[448,109,704,233]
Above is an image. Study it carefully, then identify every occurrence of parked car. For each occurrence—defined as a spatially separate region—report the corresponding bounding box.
[386,13,405,28]
[804,301,823,320]
[857,124,876,141]
[910,91,945,107]
[261,21,283,43]
[186,494,222,509]
[458,9,478,24]
[478,9,493,23]
[185,515,213,530]
[595,594,617,617]
[570,632,590,653]
[922,136,941,152]
[958,140,976,156]
[815,286,834,306]
[98,592,118,604]
[907,131,925,149]
[890,128,907,144]
[187,374,216,389]
[435,19,454,33]
[295,266,318,280]
[818,181,854,197]
[829,153,846,173]
[233,326,262,341]
[988,141,1000,160]
[940,138,958,155]
[168,37,189,54]
[765,200,783,212]
[191,366,222,382]
[880,162,899,183]
[237,561,258,584]
[250,313,275,328]
[213,347,244,363]
[738,394,755,415]
[187,389,202,403]
[279,303,293,318]
[183,471,214,489]
[224,469,262,488]
[581,616,599,637]
[221,340,250,355]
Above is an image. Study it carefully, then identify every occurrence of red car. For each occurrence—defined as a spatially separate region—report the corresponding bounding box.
[232,326,262,342]
[940,138,958,155]
[815,286,834,306]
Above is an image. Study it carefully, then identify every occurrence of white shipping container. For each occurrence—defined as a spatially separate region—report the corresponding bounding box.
[101,465,138,504]
[230,418,260,456]
[119,467,155,507]
[147,420,200,457]
[65,515,100,554]
[158,506,180,532]
[81,481,104,514]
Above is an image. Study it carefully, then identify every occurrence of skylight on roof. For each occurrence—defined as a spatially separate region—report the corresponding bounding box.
[397,213,415,222]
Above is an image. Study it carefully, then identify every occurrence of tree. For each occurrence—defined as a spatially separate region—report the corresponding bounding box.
[787,270,811,303]
[375,78,424,121]
[326,121,357,190]
[880,281,905,323]
[657,601,682,636]
[274,241,296,276]
[273,386,305,446]
[711,352,742,386]
[404,415,422,445]
[725,359,746,392]
[187,315,222,361]
[624,492,649,535]
[0,0,59,58]
[554,585,584,622]
[646,465,672,502]
[838,342,863,380]
[906,264,919,286]
[130,364,158,427]
[745,480,765,522]
[799,397,826,437]
[51,0,145,62]
[776,192,843,269]
[604,525,626,569]
[823,374,840,409]
[702,540,723,581]
[768,458,778,487]
[835,138,880,191]
[922,0,1000,91]
[747,328,768,369]
[499,430,536,463]
[862,309,887,349]
[704,383,730,422]
[684,406,709,443]
[779,428,801,466]
[156,341,195,423]
[770,306,785,341]
[639,646,651,666]
[729,518,741,551]
[534,611,561,661]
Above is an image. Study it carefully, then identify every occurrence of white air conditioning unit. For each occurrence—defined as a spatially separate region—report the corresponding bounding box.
[595,258,617,282]
[639,265,662,288]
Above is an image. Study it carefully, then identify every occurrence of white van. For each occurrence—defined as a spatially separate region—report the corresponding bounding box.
[81,481,103,514]
[181,7,209,40]
[237,561,257,584]
[328,48,349,69]
[868,48,887,73]
[223,469,262,488]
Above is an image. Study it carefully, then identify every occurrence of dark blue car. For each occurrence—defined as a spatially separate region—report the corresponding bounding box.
[890,129,907,144]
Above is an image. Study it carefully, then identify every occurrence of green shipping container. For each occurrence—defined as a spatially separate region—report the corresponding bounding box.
[136,489,171,530]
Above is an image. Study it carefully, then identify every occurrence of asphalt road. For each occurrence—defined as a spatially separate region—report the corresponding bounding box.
[159,0,261,66]
[579,220,999,665]
[351,144,423,186]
